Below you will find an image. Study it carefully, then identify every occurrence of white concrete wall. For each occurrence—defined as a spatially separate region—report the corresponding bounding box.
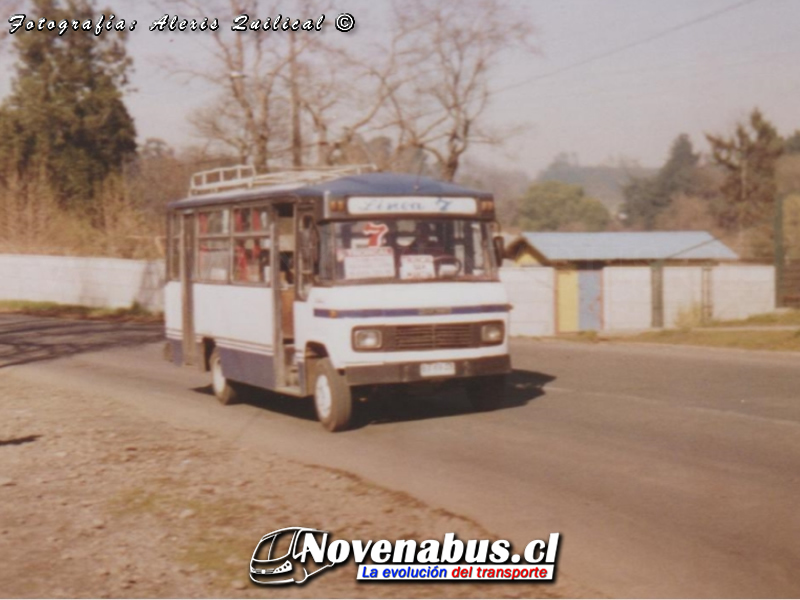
[712,265,775,321]
[0,254,776,329]
[499,267,555,337]
[603,267,652,330]
[0,254,165,312]
[663,266,704,328]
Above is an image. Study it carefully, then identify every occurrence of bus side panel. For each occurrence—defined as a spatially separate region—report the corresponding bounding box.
[192,284,277,389]
[217,346,275,390]
[164,281,184,365]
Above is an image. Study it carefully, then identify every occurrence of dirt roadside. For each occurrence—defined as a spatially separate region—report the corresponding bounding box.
[0,370,562,599]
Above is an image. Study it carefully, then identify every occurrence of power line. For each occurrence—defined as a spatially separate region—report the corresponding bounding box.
[493,0,760,97]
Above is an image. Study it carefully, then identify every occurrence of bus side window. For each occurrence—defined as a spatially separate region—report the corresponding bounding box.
[258,239,272,284]
[233,238,271,284]
[277,211,295,288]
[197,239,231,282]
[196,208,231,282]
[232,206,271,286]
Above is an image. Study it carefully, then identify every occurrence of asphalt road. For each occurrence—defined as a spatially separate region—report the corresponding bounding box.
[2,314,799,598]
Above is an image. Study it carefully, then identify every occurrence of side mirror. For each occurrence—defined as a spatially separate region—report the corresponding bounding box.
[493,235,505,266]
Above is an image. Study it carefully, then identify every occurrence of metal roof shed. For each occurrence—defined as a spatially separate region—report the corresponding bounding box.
[514,231,738,265]
[504,231,739,334]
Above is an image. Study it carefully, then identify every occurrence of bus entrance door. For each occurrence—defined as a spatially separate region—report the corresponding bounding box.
[275,202,315,390]
[273,204,296,389]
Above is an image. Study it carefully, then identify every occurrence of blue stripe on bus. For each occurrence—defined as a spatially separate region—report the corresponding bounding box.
[313,304,511,318]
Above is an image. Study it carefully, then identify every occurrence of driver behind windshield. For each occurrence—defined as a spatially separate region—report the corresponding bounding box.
[406,222,443,256]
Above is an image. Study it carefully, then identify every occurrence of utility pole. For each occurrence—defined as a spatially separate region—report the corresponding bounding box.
[651,260,664,328]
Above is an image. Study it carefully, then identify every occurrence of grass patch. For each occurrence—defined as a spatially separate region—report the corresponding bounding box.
[630,329,800,352]
[556,330,605,343]
[0,300,162,323]
[108,486,258,583]
[108,487,174,518]
[674,304,706,329]
[710,309,800,327]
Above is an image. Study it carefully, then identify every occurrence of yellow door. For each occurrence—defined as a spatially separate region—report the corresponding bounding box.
[557,269,579,333]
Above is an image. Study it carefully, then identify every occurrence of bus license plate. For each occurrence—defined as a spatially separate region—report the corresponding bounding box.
[420,361,456,378]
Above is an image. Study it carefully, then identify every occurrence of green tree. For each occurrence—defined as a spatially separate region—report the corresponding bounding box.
[622,134,699,228]
[125,138,193,218]
[0,0,136,214]
[784,130,800,155]
[515,181,610,232]
[705,108,784,231]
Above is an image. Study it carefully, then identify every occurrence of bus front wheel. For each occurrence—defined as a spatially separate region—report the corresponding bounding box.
[210,348,240,405]
[312,359,353,432]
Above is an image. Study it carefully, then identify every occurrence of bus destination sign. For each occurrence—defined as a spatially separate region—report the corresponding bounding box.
[347,196,478,216]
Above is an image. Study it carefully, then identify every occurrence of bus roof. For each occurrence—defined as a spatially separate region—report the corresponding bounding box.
[167,171,493,211]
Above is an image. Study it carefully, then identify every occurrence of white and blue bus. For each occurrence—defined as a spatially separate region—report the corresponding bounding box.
[165,165,511,431]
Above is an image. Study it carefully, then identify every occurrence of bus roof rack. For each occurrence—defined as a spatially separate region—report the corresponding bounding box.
[188,164,377,196]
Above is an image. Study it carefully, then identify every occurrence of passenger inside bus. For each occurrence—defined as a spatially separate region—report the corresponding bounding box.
[233,239,272,284]
[279,251,294,286]
[258,246,271,282]
[234,243,249,281]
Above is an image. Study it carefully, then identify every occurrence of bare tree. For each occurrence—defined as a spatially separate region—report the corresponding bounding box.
[166,0,537,179]
[375,0,537,180]
[161,0,397,171]
[317,28,422,169]
[158,0,318,171]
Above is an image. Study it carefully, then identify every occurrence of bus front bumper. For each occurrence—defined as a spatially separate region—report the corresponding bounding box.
[344,354,511,387]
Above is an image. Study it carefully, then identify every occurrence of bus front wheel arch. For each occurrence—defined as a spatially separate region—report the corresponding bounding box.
[201,338,216,372]
[311,358,353,432]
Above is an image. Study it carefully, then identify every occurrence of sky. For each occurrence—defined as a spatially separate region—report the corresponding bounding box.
[1,0,799,178]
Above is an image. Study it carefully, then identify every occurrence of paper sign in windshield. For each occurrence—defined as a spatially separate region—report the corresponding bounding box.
[363,222,389,247]
[340,247,395,280]
[400,255,435,280]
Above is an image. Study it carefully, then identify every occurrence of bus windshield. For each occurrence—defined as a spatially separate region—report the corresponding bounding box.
[319,218,497,283]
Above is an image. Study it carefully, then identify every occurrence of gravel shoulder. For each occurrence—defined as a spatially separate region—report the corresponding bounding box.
[0,369,561,599]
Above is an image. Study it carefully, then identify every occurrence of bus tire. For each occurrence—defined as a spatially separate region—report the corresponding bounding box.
[312,358,353,432]
[210,348,239,405]
[467,375,506,412]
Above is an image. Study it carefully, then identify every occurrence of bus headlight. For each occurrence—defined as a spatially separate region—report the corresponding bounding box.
[480,322,504,345]
[353,328,383,351]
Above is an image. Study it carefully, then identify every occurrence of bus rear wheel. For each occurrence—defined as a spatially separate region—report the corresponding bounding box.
[312,358,353,432]
[210,347,240,405]
[467,375,506,412]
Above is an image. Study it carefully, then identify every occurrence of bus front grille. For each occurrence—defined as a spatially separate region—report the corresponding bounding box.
[392,323,477,351]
